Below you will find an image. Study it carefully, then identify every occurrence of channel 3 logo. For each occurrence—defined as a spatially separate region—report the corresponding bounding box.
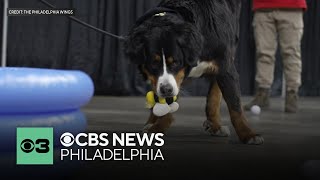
[16,128,53,165]
[20,139,50,153]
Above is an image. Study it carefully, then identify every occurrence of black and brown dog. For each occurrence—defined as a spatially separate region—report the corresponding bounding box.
[124,0,264,145]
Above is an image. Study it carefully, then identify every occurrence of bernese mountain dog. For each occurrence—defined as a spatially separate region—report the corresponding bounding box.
[124,0,264,145]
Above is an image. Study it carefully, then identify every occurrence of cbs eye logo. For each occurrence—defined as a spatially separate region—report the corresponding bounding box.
[60,132,75,147]
[20,138,50,153]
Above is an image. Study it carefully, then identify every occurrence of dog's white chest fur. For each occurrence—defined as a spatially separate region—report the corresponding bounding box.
[188,61,219,78]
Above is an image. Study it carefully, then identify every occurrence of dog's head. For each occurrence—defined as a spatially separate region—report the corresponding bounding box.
[124,12,203,98]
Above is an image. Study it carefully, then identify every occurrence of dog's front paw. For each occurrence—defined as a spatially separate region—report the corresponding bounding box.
[203,120,231,137]
[246,135,264,145]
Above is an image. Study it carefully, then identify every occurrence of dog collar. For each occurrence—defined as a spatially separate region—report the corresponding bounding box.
[154,12,167,17]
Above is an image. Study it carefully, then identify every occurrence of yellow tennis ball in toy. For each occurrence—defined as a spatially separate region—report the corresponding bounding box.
[146,91,156,108]
[173,96,177,102]
[158,97,166,104]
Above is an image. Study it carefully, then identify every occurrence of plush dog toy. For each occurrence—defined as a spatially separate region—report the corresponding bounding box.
[146,91,179,117]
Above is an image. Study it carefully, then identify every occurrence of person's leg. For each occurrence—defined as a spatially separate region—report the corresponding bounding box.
[277,9,304,113]
[244,10,278,110]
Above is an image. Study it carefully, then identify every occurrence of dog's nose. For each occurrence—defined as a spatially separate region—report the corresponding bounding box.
[160,84,173,96]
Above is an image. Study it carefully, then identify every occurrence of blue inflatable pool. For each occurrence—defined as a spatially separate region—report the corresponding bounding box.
[0,67,94,114]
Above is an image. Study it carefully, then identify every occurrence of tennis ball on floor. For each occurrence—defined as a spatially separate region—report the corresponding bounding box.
[251,105,261,115]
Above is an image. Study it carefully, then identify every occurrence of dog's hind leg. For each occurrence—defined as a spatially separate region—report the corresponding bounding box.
[143,112,174,133]
[217,64,264,145]
[203,78,231,137]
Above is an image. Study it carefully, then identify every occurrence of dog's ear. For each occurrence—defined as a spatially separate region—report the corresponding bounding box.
[176,23,203,67]
[124,27,146,65]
